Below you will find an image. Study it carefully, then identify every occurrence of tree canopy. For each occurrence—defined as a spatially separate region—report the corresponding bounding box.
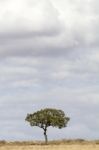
[25,108,70,144]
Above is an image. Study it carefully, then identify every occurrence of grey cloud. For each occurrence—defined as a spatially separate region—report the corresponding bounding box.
[0,0,99,141]
[0,0,99,58]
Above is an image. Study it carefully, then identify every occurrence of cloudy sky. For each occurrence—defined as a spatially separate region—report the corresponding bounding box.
[0,0,99,141]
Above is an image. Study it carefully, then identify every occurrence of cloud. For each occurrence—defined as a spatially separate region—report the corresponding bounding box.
[0,0,99,58]
[0,0,99,140]
[0,0,61,35]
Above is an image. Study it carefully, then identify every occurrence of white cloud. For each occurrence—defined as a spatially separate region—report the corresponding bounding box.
[0,0,99,57]
[0,0,61,35]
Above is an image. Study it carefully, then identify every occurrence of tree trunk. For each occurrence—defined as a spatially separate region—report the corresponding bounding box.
[44,129,48,144]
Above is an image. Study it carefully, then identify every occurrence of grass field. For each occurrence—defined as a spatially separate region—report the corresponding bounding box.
[0,140,99,150]
[0,144,99,150]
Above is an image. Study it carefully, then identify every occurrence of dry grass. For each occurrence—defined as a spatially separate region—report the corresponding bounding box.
[0,144,99,150]
[0,140,99,150]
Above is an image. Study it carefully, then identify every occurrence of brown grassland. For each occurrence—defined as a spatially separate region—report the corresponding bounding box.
[0,140,99,150]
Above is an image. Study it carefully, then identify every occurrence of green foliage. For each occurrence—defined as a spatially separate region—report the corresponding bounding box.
[25,108,70,143]
[25,108,70,129]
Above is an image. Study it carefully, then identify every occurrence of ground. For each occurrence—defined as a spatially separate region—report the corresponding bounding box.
[0,144,99,150]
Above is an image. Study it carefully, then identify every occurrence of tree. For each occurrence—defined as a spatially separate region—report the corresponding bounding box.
[25,108,70,144]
